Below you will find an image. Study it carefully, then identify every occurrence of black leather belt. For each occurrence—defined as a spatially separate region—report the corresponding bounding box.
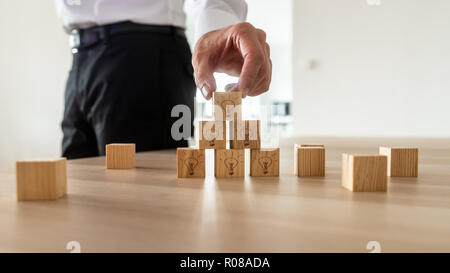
[69,21,186,51]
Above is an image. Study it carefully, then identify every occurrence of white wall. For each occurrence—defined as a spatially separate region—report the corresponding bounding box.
[246,0,293,103]
[292,0,450,137]
[0,0,70,166]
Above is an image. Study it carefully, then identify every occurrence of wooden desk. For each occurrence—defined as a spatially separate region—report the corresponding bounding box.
[1,137,449,253]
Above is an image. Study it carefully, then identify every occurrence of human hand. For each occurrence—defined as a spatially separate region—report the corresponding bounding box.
[192,22,272,99]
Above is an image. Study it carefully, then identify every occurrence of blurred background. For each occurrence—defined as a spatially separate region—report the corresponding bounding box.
[0,0,449,166]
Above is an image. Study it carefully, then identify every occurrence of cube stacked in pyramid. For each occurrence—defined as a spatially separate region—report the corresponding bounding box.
[177,91,279,178]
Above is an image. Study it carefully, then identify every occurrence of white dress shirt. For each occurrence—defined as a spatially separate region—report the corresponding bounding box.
[54,0,247,43]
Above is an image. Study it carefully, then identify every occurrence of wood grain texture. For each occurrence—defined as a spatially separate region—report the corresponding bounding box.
[342,154,387,192]
[294,144,325,176]
[1,137,450,252]
[213,91,242,121]
[16,158,67,201]
[105,144,136,169]
[196,121,226,149]
[214,149,245,178]
[250,148,280,177]
[301,144,324,147]
[177,148,205,178]
[229,120,261,149]
[379,147,418,177]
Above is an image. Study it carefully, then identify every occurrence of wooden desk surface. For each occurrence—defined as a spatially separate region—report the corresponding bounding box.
[1,137,449,253]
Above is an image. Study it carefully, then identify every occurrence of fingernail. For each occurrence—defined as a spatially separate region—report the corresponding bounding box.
[200,84,208,99]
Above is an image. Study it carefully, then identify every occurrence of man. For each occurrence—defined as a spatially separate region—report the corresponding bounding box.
[54,0,271,159]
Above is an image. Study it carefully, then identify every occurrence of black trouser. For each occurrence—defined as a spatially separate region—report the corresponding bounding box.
[62,23,195,159]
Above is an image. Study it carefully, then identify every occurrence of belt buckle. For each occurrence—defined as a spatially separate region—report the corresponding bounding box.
[69,29,81,53]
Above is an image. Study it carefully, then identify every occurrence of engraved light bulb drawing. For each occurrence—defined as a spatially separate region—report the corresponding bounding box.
[184,157,198,175]
[244,131,250,146]
[258,156,272,174]
[224,157,238,175]
[203,122,220,147]
[207,125,216,147]
[221,100,235,119]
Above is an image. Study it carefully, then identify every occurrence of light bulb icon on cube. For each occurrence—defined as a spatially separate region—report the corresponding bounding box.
[221,100,236,120]
[177,148,205,178]
[205,131,216,147]
[184,157,198,175]
[258,156,273,174]
[244,132,250,146]
[250,149,279,177]
[203,123,218,146]
[224,157,238,175]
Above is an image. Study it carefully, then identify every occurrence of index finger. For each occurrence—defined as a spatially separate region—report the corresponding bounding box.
[236,36,265,96]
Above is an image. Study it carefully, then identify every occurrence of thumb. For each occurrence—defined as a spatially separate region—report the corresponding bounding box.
[194,62,217,100]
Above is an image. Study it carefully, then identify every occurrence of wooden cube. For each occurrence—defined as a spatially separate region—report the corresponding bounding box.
[250,148,280,177]
[177,148,205,178]
[196,121,226,149]
[213,91,242,121]
[342,154,387,192]
[379,147,418,177]
[106,143,136,169]
[16,158,67,201]
[294,144,325,176]
[230,120,261,149]
[300,144,324,148]
[214,149,245,178]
